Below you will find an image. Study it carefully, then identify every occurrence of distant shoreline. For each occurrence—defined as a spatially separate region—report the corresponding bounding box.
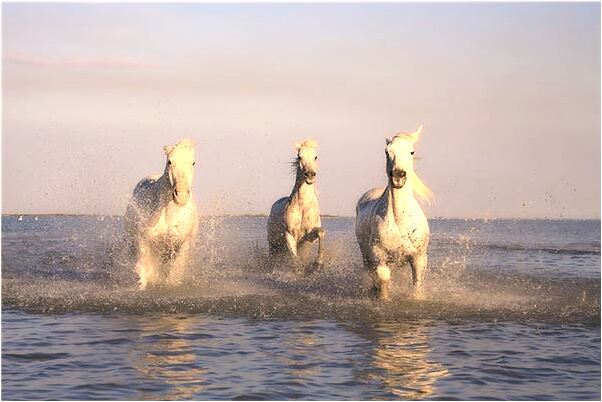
[1,213,599,222]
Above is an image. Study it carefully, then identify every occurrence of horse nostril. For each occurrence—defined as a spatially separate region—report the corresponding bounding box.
[392,169,406,179]
[306,171,316,179]
[174,189,179,197]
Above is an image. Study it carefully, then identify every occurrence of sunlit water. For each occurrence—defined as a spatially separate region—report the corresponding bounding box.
[2,215,600,400]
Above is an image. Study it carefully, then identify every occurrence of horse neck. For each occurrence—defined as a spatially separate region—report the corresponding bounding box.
[289,175,316,208]
[157,168,173,206]
[383,181,415,223]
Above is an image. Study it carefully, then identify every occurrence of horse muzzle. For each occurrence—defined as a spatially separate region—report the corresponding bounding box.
[390,169,407,189]
[304,171,316,185]
[172,188,191,205]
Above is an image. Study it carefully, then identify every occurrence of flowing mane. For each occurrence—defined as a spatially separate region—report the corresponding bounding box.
[389,132,415,143]
[389,131,434,205]
[409,171,434,205]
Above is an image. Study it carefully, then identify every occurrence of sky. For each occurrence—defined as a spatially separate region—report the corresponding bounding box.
[2,3,600,218]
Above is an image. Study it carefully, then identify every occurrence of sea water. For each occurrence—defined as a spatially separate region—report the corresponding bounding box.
[2,216,600,400]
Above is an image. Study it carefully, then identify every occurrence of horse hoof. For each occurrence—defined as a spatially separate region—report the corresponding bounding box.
[368,286,388,301]
[412,286,426,300]
[378,293,391,302]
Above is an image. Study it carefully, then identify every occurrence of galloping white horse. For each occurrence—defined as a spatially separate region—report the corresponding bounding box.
[355,126,433,300]
[124,139,198,289]
[267,140,325,273]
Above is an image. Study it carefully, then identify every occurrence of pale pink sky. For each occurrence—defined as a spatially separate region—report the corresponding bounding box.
[2,3,600,218]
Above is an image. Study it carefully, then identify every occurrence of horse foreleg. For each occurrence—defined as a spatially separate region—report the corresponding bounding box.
[303,227,325,269]
[375,263,392,301]
[167,240,191,287]
[371,245,391,301]
[284,231,301,271]
[410,253,428,299]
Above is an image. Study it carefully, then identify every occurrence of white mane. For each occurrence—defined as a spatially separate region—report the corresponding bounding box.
[295,139,318,150]
[164,139,195,155]
[389,131,434,205]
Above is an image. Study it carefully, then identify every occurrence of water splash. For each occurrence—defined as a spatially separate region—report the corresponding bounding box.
[2,215,600,325]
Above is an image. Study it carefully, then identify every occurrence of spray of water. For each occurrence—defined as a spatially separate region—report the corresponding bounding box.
[2,215,599,324]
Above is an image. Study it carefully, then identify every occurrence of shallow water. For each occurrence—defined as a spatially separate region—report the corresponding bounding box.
[2,215,601,400]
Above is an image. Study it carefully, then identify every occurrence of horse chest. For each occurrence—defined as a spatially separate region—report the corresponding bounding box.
[146,206,192,245]
[286,204,319,239]
[375,213,421,255]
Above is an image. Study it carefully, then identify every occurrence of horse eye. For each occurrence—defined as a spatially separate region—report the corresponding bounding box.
[411,151,415,155]
[314,156,318,160]
[168,160,172,165]
[192,161,196,166]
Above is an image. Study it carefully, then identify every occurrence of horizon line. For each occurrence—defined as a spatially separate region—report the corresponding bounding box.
[1,213,600,221]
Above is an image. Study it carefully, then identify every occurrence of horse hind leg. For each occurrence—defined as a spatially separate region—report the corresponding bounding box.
[267,236,287,273]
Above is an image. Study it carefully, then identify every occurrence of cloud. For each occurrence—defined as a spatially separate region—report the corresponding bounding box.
[3,52,149,69]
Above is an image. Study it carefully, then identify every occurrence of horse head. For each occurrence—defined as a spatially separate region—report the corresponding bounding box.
[385,125,433,203]
[163,139,196,205]
[293,139,319,185]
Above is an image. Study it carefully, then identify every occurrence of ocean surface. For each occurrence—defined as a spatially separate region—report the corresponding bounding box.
[2,215,600,400]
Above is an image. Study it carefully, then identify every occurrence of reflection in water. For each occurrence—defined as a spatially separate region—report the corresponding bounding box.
[280,331,322,380]
[353,321,449,399]
[132,315,208,400]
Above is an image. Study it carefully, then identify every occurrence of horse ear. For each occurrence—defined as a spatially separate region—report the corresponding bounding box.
[294,142,302,150]
[385,137,393,145]
[410,124,423,142]
[163,145,173,155]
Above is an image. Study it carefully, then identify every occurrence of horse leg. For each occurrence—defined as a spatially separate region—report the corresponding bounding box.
[357,242,379,297]
[284,231,301,272]
[371,246,391,301]
[376,263,392,301]
[167,240,191,286]
[135,240,156,289]
[410,253,428,299]
[302,227,325,271]
[313,227,326,268]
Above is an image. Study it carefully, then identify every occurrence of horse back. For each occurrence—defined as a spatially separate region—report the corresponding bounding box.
[267,196,289,249]
[355,187,385,246]
[133,175,162,196]
[125,174,162,231]
[356,187,385,215]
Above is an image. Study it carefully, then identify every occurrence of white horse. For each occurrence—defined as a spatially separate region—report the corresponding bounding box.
[355,125,433,300]
[124,139,198,289]
[267,140,325,273]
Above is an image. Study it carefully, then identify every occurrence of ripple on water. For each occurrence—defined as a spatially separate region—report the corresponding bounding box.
[1,216,600,399]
